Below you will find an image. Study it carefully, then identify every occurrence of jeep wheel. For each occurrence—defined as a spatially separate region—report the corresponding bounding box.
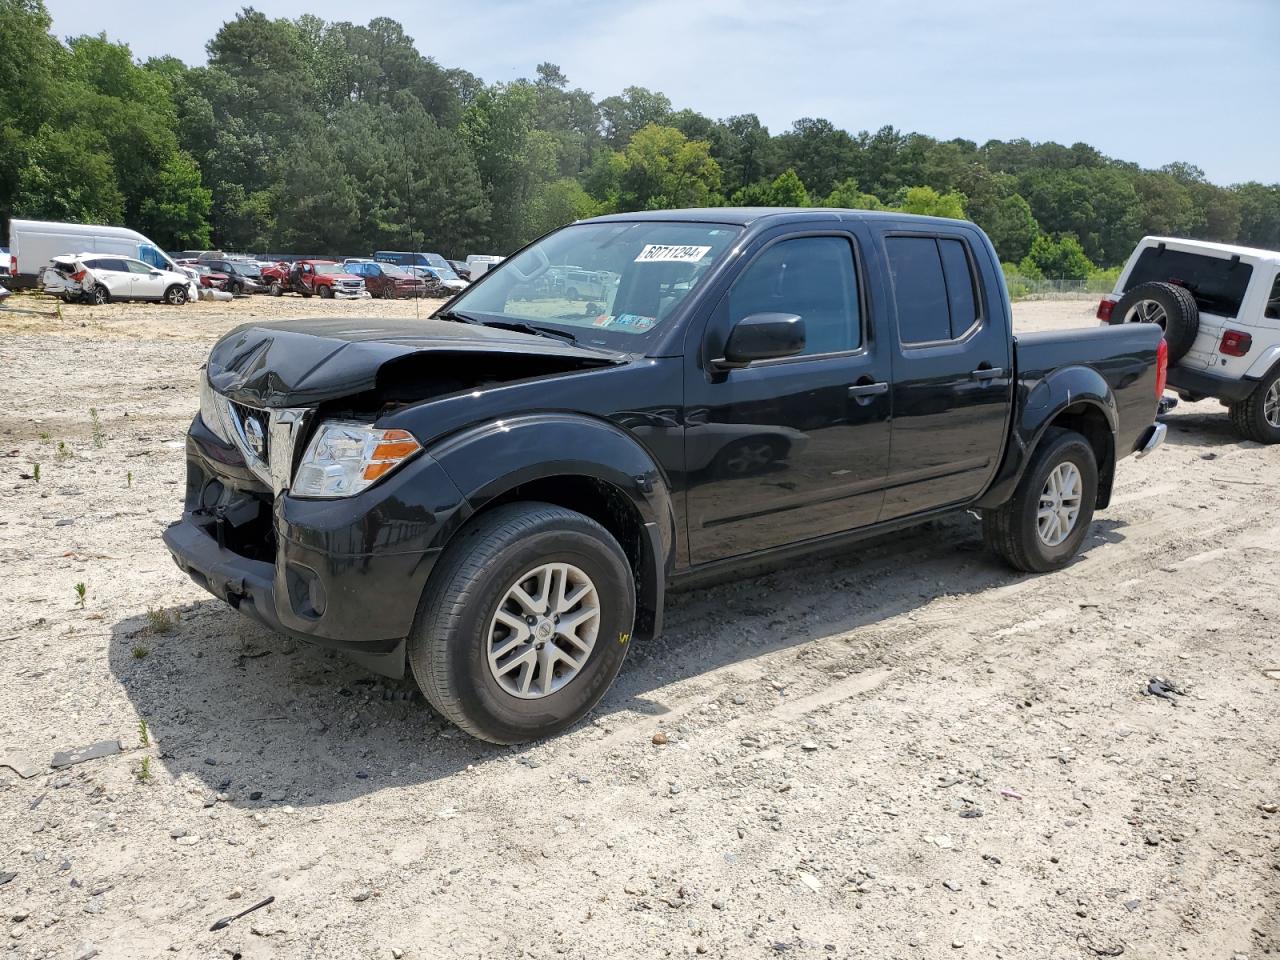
[164,284,188,305]
[1109,281,1199,364]
[1228,367,1280,444]
[983,428,1098,573]
[319,285,333,299]
[90,284,109,305]
[408,502,636,744]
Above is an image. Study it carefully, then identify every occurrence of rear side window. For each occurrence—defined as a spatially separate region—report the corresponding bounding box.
[1265,272,1280,320]
[1125,247,1254,318]
[886,236,982,345]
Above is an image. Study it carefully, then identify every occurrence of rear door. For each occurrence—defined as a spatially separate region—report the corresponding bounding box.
[84,257,133,298]
[684,228,892,563]
[878,228,1013,521]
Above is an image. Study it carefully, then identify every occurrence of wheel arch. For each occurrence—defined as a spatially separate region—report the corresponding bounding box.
[426,414,675,644]
[977,365,1118,510]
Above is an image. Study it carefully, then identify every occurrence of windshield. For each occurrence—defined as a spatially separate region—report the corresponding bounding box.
[382,265,412,279]
[446,221,741,348]
[313,264,348,276]
[433,265,461,281]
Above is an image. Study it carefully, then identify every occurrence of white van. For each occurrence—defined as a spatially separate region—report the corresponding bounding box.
[7,219,181,288]
[465,254,504,279]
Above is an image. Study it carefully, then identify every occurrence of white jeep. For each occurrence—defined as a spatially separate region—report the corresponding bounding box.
[1099,236,1280,442]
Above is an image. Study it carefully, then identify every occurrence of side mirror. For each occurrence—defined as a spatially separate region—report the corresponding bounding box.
[718,313,806,368]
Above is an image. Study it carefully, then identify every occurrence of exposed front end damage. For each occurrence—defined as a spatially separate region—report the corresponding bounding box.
[163,317,624,677]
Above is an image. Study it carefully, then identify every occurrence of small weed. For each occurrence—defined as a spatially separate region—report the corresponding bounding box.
[56,440,70,461]
[136,755,153,784]
[74,582,86,608]
[138,718,150,746]
[38,431,50,441]
[32,463,40,482]
[145,605,174,635]
[126,470,132,488]
[90,408,104,448]
[132,644,150,659]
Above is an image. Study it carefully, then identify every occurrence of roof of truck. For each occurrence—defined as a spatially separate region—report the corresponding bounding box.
[582,207,975,230]
[1139,235,1280,265]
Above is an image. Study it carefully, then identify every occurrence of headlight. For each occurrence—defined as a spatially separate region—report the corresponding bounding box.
[292,421,421,498]
[199,373,235,443]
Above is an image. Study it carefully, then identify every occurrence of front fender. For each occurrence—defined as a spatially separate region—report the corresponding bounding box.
[424,413,676,640]
[976,365,1117,509]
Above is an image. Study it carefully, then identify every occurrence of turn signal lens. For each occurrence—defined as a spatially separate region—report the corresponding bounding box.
[294,422,421,498]
[1155,338,1168,398]
[1096,297,1117,322]
[1219,329,1252,357]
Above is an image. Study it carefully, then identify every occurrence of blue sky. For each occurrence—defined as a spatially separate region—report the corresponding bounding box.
[45,0,1279,185]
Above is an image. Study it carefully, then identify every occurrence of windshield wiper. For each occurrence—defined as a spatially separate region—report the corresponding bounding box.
[481,319,578,344]
[435,307,483,324]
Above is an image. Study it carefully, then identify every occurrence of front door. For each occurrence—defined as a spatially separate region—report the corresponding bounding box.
[685,232,892,565]
[879,231,1013,520]
[125,258,165,299]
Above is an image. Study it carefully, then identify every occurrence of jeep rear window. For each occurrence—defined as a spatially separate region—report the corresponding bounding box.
[1125,247,1254,318]
[446,221,742,348]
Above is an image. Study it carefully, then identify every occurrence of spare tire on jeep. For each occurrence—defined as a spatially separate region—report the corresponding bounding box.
[1109,281,1199,364]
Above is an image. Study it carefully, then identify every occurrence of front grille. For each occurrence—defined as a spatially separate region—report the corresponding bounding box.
[229,400,271,473]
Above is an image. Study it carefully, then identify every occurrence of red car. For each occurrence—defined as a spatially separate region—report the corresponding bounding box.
[262,260,369,299]
[342,259,428,298]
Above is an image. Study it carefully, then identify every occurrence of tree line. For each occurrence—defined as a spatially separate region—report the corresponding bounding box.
[3,1,1278,274]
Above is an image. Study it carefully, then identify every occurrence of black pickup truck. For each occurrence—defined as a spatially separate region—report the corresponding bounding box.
[164,208,1167,743]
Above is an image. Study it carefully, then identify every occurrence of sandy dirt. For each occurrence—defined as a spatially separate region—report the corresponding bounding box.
[0,292,1276,960]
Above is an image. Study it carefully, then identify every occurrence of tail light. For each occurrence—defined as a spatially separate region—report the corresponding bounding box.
[1219,329,1252,357]
[1096,296,1117,322]
[9,254,15,275]
[1155,338,1168,398]
[71,269,86,282]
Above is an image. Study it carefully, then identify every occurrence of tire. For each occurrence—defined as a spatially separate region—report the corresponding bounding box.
[566,287,579,300]
[408,502,636,744]
[319,285,333,299]
[300,286,312,299]
[269,281,283,297]
[90,284,109,306]
[1228,366,1280,444]
[164,284,188,305]
[982,427,1099,574]
[1109,281,1199,364]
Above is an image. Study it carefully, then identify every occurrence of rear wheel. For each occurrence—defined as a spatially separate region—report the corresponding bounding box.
[1109,281,1199,364]
[269,280,283,297]
[1228,367,1280,444]
[90,284,109,305]
[983,428,1098,573]
[408,502,636,744]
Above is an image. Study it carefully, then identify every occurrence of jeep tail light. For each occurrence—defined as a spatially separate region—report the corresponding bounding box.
[1096,297,1117,322]
[1155,338,1168,398]
[1218,329,1252,357]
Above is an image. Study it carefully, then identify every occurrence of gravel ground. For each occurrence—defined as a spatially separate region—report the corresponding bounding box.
[0,292,1276,960]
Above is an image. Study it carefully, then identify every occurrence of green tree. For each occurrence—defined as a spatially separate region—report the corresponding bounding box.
[823,178,883,210]
[731,168,810,207]
[593,124,722,212]
[1020,233,1094,281]
[598,86,672,149]
[896,185,966,219]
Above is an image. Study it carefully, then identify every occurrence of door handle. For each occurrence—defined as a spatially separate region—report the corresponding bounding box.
[970,366,1005,382]
[847,381,889,398]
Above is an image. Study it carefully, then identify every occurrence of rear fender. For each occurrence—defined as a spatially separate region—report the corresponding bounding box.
[976,365,1118,510]
[426,414,674,642]
[1244,345,1280,382]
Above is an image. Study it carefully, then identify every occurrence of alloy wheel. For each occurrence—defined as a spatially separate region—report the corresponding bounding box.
[1124,298,1168,329]
[1265,379,1280,429]
[486,562,600,699]
[1037,461,1083,547]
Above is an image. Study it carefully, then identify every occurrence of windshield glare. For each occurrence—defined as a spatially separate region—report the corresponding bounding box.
[446,221,741,347]
[314,264,346,276]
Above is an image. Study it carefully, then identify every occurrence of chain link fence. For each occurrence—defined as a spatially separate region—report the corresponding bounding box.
[1004,273,1118,301]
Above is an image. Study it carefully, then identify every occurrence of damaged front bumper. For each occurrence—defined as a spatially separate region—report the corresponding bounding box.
[162,416,468,678]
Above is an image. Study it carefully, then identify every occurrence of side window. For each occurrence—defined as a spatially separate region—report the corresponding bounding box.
[1267,273,1280,320]
[728,236,861,356]
[886,236,982,345]
[138,245,165,268]
[125,259,152,274]
[96,258,129,273]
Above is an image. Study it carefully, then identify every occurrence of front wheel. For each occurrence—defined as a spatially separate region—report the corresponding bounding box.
[408,502,636,744]
[1228,367,1280,444]
[318,285,333,299]
[164,284,188,305]
[983,428,1098,573]
[268,280,283,297]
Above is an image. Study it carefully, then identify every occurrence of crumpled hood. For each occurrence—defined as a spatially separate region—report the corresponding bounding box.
[207,316,619,407]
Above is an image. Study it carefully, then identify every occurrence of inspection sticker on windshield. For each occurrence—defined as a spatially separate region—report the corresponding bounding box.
[634,244,711,263]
